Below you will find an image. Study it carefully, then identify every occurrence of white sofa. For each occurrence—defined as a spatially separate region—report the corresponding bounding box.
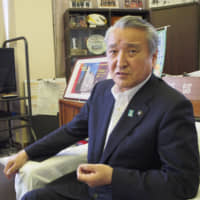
[15,144,87,200]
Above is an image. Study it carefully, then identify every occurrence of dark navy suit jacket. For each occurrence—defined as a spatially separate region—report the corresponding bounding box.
[26,74,199,200]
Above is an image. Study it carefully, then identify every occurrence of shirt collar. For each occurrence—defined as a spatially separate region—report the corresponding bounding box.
[111,73,151,101]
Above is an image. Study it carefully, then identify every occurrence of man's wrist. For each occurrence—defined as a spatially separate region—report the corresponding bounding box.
[19,150,29,162]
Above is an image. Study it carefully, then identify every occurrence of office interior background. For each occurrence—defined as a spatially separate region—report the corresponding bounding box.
[0,0,199,145]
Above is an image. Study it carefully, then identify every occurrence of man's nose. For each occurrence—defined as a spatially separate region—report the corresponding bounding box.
[116,51,128,68]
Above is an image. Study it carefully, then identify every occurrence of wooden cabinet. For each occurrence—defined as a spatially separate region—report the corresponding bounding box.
[59,99,84,126]
[63,8,150,81]
[192,100,200,119]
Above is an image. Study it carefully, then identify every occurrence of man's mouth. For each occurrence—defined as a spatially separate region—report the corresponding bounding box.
[116,72,129,77]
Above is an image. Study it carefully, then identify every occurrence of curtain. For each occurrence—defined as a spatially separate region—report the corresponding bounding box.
[0,0,15,45]
[0,0,6,45]
[52,0,69,78]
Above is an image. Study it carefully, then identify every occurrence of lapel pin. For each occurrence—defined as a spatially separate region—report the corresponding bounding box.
[128,109,135,117]
[137,110,143,116]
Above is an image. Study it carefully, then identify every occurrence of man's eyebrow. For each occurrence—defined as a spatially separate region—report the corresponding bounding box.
[107,44,117,49]
[107,43,140,49]
[124,43,140,48]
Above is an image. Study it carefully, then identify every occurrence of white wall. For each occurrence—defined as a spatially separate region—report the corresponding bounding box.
[14,0,55,89]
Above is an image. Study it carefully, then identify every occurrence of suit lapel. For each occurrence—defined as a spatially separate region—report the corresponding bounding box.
[92,87,114,163]
[100,76,156,163]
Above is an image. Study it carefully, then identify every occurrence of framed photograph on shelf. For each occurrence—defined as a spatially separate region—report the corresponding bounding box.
[69,0,92,8]
[64,56,110,101]
[123,0,143,8]
[97,0,119,8]
[149,0,196,8]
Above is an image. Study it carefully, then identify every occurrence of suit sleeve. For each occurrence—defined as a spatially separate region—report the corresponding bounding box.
[112,99,199,200]
[24,82,100,160]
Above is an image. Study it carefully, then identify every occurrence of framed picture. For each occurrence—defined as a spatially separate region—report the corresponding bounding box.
[64,56,110,101]
[123,0,143,8]
[69,0,92,8]
[149,0,196,8]
[97,0,119,8]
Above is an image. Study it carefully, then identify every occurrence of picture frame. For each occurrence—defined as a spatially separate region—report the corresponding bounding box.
[123,0,143,9]
[97,0,119,8]
[69,0,92,8]
[64,56,110,101]
[149,0,196,8]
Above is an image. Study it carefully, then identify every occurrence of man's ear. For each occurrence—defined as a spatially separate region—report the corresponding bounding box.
[152,49,158,67]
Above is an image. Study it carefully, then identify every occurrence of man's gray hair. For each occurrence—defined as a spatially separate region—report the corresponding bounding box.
[105,15,159,55]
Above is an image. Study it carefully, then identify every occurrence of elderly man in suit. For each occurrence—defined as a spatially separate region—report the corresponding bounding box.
[4,16,199,200]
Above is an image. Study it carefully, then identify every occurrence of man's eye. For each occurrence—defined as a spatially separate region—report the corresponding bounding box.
[108,50,118,55]
[128,49,137,55]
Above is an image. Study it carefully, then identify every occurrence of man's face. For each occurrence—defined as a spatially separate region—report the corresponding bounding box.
[106,27,157,92]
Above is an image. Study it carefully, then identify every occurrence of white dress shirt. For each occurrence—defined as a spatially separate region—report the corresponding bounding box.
[104,74,151,149]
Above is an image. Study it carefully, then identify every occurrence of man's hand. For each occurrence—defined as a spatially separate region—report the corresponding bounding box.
[77,163,113,187]
[4,150,29,178]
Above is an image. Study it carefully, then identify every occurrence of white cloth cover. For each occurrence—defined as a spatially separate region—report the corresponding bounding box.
[0,144,87,200]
